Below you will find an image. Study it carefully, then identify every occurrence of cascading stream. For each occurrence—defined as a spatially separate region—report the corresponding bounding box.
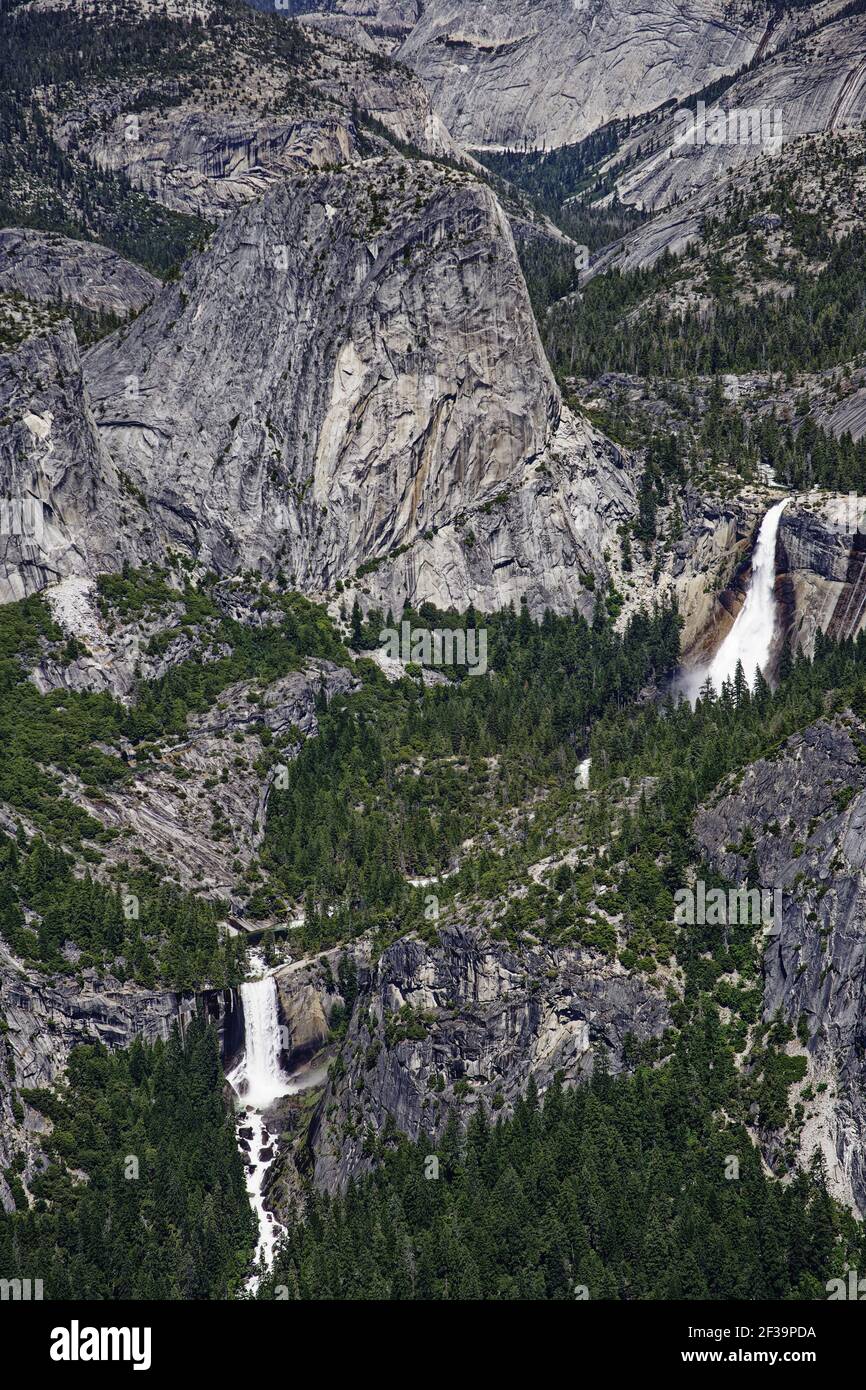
[683,497,789,700]
[227,970,295,1286]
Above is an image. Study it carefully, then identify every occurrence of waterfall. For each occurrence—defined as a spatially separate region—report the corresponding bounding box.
[683,497,789,700]
[227,972,294,1286]
[239,1110,282,1278]
[228,967,333,1285]
[232,976,291,1109]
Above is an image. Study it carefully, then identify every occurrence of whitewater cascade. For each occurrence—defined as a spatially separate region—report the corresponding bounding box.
[228,973,294,1283]
[684,497,789,700]
[233,976,291,1109]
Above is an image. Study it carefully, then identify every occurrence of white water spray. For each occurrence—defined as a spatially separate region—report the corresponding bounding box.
[239,1109,282,1276]
[684,497,789,700]
[227,965,341,1284]
[232,976,291,1109]
[227,972,294,1285]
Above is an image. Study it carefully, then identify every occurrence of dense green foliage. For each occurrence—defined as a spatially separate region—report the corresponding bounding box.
[593,629,866,849]
[577,376,866,503]
[751,414,866,494]
[541,214,866,384]
[585,630,866,976]
[479,121,634,211]
[477,120,647,254]
[646,228,866,375]
[0,580,343,982]
[3,592,866,1302]
[260,1021,858,1300]
[96,565,181,621]
[125,585,347,743]
[258,616,866,1300]
[0,1021,256,1298]
[262,599,681,948]
[0,833,245,988]
[0,583,344,841]
[693,389,866,495]
[0,0,316,273]
[0,597,127,844]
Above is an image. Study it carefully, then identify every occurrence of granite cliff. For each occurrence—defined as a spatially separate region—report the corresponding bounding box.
[289,0,777,151]
[81,156,641,616]
[0,322,140,604]
[695,714,866,1213]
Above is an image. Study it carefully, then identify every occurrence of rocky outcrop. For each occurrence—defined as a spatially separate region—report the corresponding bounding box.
[0,324,145,603]
[307,924,670,1190]
[0,961,241,1091]
[54,659,356,899]
[300,0,771,151]
[84,158,563,591]
[0,943,244,1206]
[299,18,462,163]
[662,489,756,659]
[352,408,636,621]
[821,373,866,443]
[0,229,159,318]
[29,573,216,701]
[694,715,866,1212]
[609,9,866,216]
[79,110,355,222]
[42,0,462,222]
[275,977,330,1066]
[0,5,654,621]
[778,498,866,652]
[581,48,866,293]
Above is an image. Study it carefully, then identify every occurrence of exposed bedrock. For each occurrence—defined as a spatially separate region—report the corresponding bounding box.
[0,324,145,604]
[305,925,671,1191]
[778,498,866,651]
[1,968,241,1091]
[300,0,770,151]
[83,158,566,591]
[611,11,866,215]
[0,229,160,318]
[694,715,866,1212]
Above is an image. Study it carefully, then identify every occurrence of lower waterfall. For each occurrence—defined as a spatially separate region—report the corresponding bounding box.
[232,976,291,1110]
[228,972,295,1288]
[683,496,789,700]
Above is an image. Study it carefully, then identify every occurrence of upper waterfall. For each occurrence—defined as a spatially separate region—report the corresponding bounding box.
[683,497,789,700]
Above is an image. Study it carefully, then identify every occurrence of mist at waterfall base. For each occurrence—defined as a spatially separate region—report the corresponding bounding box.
[678,498,789,703]
[226,975,300,1284]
